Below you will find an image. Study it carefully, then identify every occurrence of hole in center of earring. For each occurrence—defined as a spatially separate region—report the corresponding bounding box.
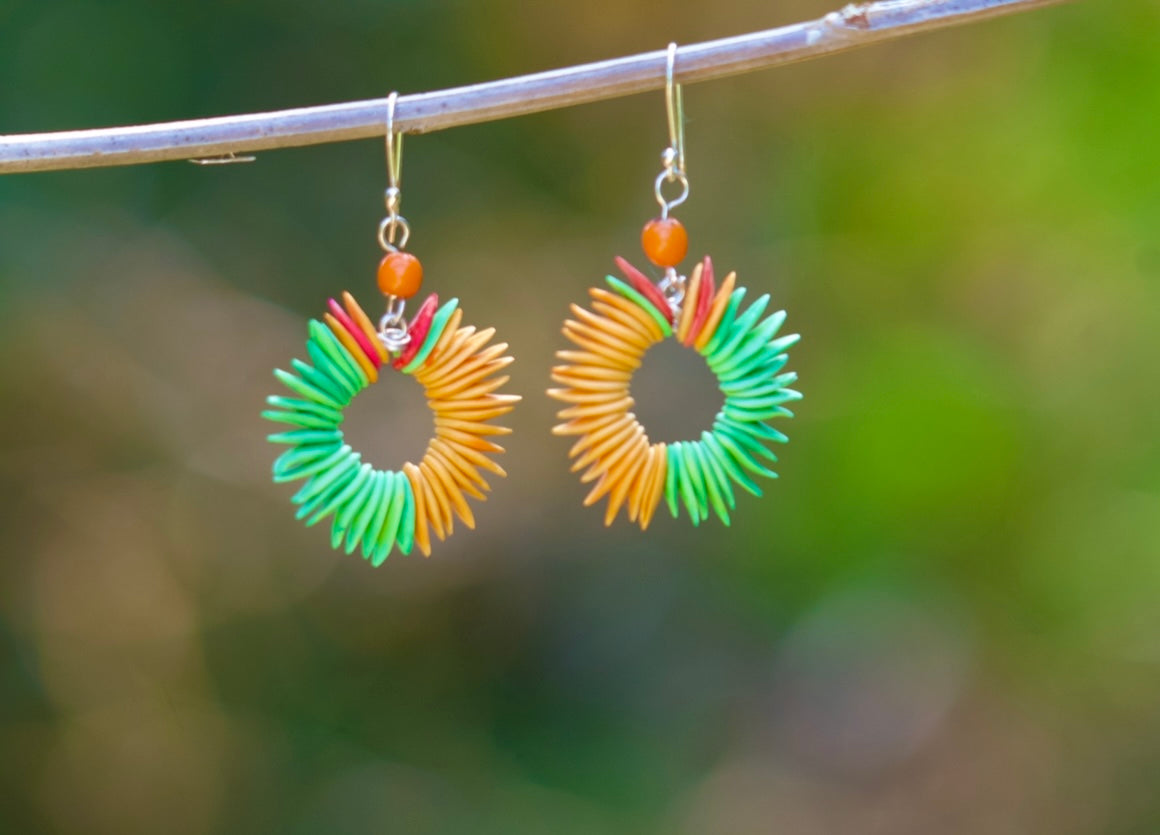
[337,370,433,470]
[630,338,723,444]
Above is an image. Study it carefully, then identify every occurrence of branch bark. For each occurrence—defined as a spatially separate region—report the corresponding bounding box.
[0,0,1070,175]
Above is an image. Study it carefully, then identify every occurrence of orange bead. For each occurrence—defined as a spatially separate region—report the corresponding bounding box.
[377,251,424,298]
[641,217,688,268]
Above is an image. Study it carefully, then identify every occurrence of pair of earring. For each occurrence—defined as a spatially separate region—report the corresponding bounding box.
[263,45,801,566]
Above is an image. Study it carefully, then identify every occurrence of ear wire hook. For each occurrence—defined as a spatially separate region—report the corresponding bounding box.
[654,42,689,218]
[384,91,403,199]
[379,91,411,252]
[665,41,685,179]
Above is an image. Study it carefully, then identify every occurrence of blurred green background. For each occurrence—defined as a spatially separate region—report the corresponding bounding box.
[2,0,1159,832]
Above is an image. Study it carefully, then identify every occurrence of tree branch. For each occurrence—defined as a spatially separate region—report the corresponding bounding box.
[0,0,1070,175]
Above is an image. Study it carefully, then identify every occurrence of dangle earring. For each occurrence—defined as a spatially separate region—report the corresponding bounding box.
[264,93,520,564]
[549,45,801,529]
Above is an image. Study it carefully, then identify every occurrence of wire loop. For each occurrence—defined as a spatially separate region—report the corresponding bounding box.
[377,215,411,252]
[378,295,411,352]
[657,266,687,314]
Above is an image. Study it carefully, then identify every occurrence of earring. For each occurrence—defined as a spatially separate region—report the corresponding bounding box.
[549,44,801,529]
[264,93,520,565]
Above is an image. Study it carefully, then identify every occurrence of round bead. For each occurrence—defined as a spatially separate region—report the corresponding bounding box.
[377,252,424,298]
[641,217,688,268]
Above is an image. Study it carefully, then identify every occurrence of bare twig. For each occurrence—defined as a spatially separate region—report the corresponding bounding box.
[0,0,1069,175]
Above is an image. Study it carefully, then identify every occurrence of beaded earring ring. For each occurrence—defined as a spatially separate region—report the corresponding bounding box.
[264,94,520,564]
[548,45,801,528]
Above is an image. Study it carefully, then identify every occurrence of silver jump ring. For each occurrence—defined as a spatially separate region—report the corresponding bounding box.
[654,169,690,218]
[658,266,686,311]
[378,215,412,252]
[378,296,411,352]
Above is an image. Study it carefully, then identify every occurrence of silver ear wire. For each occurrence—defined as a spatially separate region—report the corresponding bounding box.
[379,92,412,252]
[654,42,689,218]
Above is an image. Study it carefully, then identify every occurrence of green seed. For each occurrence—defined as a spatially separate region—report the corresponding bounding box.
[712,315,783,377]
[374,473,407,566]
[292,357,350,404]
[261,409,336,431]
[361,472,394,561]
[266,395,344,424]
[702,288,746,356]
[403,299,460,375]
[395,476,416,556]
[273,369,343,411]
[665,444,681,518]
[671,444,701,525]
[768,333,801,353]
[605,276,672,337]
[292,451,360,508]
[305,339,360,402]
[310,320,368,391]
[691,441,731,525]
[267,428,342,446]
[715,419,780,464]
[310,463,372,530]
[273,442,347,483]
[345,471,386,555]
[331,464,377,548]
[717,351,788,386]
[712,428,778,480]
[702,431,761,497]
[680,443,710,520]
[708,294,769,368]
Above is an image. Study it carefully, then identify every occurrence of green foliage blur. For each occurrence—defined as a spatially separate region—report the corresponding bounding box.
[1,0,1158,832]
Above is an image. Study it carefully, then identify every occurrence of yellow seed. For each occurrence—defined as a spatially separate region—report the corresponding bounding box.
[424,327,495,381]
[434,425,505,454]
[557,396,634,421]
[343,291,390,364]
[639,442,667,530]
[403,462,432,557]
[579,423,645,484]
[434,437,503,481]
[418,460,452,540]
[563,321,648,362]
[570,420,639,472]
[567,414,635,458]
[433,375,512,403]
[550,363,632,383]
[585,437,647,516]
[427,447,482,520]
[546,388,626,405]
[694,271,737,352]
[550,371,630,393]
[423,353,511,399]
[590,300,661,343]
[628,445,657,523]
[675,262,703,343]
[589,288,665,342]
[435,416,512,436]
[413,311,465,384]
[569,304,653,351]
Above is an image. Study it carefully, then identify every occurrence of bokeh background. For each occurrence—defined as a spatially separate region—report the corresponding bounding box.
[2,0,1159,832]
